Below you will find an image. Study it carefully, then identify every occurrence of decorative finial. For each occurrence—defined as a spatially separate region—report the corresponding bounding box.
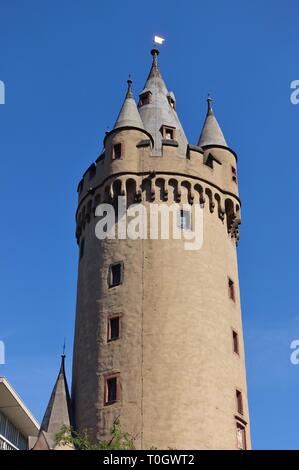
[62,338,66,357]
[127,76,133,96]
[207,94,213,115]
[150,48,160,67]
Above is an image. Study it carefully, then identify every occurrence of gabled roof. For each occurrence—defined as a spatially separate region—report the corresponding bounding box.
[198,97,227,148]
[138,48,188,156]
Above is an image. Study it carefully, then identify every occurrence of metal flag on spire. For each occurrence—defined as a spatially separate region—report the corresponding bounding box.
[154,35,165,45]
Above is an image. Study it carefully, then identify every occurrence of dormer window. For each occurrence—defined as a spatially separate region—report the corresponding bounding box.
[167,94,176,110]
[138,91,151,107]
[160,125,176,140]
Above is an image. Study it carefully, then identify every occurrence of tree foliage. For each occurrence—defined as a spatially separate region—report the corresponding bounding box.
[55,419,135,450]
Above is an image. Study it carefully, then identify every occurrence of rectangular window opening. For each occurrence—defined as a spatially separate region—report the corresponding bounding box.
[228,278,235,302]
[104,375,120,405]
[236,389,243,415]
[113,143,122,160]
[109,262,123,287]
[233,330,239,355]
[236,422,246,450]
[232,166,237,183]
[165,128,174,140]
[161,125,176,140]
[108,316,120,341]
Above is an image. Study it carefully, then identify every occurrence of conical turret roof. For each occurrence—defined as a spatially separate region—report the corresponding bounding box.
[198,97,227,147]
[114,79,145,130]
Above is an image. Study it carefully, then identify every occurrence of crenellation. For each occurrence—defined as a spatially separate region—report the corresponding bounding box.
[75,172,242,248]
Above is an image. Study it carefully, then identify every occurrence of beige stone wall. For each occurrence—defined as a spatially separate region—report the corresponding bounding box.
[72,129,250,449]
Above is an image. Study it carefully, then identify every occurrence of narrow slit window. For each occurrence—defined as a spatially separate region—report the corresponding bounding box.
[228,278,235,302]
[108,316,120,341]
[104,375,120,405]
[233,330,239,355]
[232,166,237,183]
[236,422,246,450]
[113,143,122,160]
[205,153,214,169]
[236,389,243,415]
[79,238,85,260]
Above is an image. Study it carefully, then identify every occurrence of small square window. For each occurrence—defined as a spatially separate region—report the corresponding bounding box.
[228,278,235,302]
[178,209,191,230]
[109,262,123,287]
[104,375,120,405]
[236,389,243,415]
[236,422,246,450]
[161,125,175,140]
[108,316,121,342]
[113,143,122,160]
[233,330,239,355]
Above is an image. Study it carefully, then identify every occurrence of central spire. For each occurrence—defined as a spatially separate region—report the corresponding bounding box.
[149,48,160,74]
[138,48,188,156]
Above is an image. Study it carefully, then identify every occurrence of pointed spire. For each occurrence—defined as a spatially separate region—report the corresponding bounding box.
[198,96,228,148]
[147,48,160,78]
[138,48,188,156]
[113,78,145,131]
[32,354,73,450]
[126,77,133,98]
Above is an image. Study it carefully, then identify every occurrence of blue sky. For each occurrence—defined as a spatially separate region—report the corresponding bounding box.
[0,0,299,450]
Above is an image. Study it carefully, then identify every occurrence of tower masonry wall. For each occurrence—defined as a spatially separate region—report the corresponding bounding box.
[72,128,250,449]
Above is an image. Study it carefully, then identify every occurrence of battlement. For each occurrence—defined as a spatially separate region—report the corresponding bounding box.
[75,171,241,246]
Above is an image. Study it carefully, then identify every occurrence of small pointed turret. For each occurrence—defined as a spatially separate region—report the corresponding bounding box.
[113,79,145,131]
[32,354,74,450]
[138,48,188,156]
[198,96,227,148]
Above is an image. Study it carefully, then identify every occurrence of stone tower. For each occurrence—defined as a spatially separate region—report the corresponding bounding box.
[71,48,251,450]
